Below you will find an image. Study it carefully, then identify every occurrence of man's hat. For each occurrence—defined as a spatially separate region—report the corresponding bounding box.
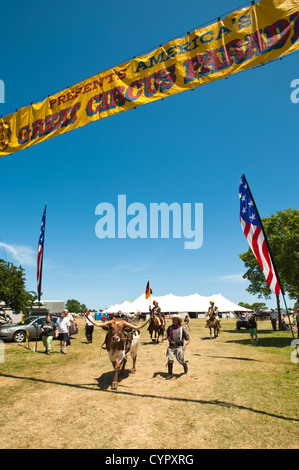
[210,300,215,304]
[171,314,183,323]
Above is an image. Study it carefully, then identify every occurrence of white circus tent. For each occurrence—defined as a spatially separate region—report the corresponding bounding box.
[104,293,251,317]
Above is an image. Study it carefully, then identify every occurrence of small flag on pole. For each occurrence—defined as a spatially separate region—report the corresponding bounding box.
[37,204,47,300]
[145,280,152,299]
[239,174,282,295]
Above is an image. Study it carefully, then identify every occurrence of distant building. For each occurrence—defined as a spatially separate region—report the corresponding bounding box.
[32,300,65,314]
[0,300,65,324]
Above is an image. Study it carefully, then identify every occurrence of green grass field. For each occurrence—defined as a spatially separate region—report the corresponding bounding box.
[0,317,298,449]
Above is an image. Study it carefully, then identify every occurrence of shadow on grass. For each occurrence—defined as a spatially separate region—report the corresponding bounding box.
[95,369,132,390]
[141,340,165,346]
[206,355,261,362]
[201,337,220,341]
[226,329,286,335]
[225,335,293,348]
[1,372,298,423]
[152,371,184,380]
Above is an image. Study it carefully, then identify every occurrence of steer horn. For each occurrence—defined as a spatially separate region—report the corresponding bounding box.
[121,319,150,330]
[84,315,149,330]
[84,315,113,328]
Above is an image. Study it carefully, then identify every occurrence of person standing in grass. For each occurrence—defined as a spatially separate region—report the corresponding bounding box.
[41,314,56,355]
[85,311,94,343]
[294,309,299,339]
[164,315,190,380]
[55,311,70,354]
[270,309,278,331]
[248,314,258,344]
[184,314,190,331]
[64,309,74,346]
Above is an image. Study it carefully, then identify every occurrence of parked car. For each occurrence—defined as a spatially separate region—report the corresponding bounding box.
[0,315,78,343]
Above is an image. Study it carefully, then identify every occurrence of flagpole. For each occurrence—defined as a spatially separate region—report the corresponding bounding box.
[276,295,282,333]
[36,203,47,352]
[242,173,284,329]
[148,277,151,311]
[38,203,47,303]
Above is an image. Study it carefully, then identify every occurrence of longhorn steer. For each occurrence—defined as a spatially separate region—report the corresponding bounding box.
[85,316,149,390]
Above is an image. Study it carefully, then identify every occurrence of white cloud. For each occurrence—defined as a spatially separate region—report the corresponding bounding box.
[217,274,245,282]
[0,242,36,266]
[129,266,148,273]
[203,274,246,284]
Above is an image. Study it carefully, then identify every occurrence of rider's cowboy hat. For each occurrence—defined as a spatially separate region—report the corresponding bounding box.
[171,315,183,323]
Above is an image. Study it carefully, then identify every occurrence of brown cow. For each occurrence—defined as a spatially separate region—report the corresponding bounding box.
[85,316,149,390]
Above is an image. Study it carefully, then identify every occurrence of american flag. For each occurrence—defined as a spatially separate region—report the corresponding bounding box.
[239,174,281,295]
[37,205,47,299]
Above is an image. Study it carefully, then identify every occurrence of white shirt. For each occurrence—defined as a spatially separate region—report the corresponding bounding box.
[85,314,94,326]
[56,317,70,334]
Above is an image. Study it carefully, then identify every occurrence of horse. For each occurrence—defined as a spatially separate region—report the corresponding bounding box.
[148,311,165,343]
[206,316,221,339]
[131,311,146,324]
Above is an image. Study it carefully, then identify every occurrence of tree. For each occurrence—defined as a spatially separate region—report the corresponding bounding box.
[239,208,299,302]
[65,299,88,313]
[0,259,36,313]
[65,299,82,313]
[239,302,267,311]
[80,304,88,313]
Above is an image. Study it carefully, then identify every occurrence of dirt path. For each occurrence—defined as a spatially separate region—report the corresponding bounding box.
[0,319,298,449]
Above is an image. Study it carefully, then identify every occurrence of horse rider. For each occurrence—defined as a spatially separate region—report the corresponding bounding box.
[164,315,190,380]
[151,300,165,327]
[205,300,221,328]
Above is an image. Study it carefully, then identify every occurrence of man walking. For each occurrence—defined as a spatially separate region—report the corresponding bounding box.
[164,315,190,380]
[64,309,74,346]
[55,311,70,354]
[270,309,278,331]
[85,311,94,343]
[248,314,259,343]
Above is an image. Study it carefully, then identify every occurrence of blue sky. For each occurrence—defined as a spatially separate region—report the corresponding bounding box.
[0,0,298,310]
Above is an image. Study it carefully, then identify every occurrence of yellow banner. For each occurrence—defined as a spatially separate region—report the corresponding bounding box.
[1,0,299,157]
